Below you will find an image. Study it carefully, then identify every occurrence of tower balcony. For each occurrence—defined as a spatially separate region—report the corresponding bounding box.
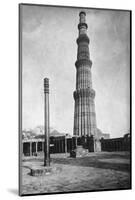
[76,34,90,44]
[78,22,88,30]
[75,59,92,68]
[73,88,96,100]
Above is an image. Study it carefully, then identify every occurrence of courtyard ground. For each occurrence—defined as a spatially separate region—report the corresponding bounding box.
[21,151,131,195]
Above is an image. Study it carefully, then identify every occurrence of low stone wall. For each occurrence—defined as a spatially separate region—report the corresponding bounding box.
[22,135,131,156]
[101,136,130,152]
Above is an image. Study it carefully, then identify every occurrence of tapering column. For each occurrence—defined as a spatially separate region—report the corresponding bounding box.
[44,78,50,166]
[73,11,100,151]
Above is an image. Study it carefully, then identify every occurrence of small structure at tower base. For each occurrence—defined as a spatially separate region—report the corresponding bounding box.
[75,145,89,157]
[70,135,101,158]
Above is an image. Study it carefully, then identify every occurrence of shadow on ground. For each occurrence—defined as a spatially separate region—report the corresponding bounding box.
[52,153,131,173]
[23,152,131,173]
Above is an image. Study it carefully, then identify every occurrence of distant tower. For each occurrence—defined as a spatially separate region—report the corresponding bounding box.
[73,11,98,148]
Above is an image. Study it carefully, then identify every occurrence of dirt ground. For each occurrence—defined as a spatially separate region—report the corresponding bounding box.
[21,151,131,195]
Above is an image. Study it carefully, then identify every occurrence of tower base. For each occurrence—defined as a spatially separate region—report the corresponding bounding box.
[70,145,89,158]
[75,145,89,157]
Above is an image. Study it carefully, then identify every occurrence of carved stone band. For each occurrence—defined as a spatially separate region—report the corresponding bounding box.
[75,59,92,68]
[78,23,88,30]
[44,78,49,93]
[76,34,89,44]
[73,88,96,99]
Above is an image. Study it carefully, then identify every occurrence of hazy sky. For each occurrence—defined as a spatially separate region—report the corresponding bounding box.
[21,5,130,138]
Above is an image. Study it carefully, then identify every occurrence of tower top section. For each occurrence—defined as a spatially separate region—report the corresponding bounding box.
[78,11,88,35]
[79,11,86,23]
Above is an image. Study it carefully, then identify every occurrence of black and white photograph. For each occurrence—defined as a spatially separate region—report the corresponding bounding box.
[19,3,131,196]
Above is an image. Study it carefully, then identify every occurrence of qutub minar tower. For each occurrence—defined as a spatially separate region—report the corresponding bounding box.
[73,11,101,151]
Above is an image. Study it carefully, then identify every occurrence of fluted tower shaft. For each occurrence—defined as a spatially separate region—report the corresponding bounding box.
[73,11,97,138]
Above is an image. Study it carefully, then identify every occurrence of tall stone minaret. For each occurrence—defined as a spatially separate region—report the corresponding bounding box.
[73,11,98,148]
